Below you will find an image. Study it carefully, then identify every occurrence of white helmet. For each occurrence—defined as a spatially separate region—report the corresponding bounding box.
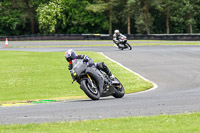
[114,29,120,34]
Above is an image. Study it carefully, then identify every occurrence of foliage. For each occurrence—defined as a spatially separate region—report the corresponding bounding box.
[37,0,108,34]
[134,0,154,34]
[0,0,22,35]
[0,0,200,35]
[37,1,61,34]
[174,0,200,33]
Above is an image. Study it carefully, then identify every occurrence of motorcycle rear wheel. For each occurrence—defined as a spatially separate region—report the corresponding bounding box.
[112,78,125,98]
[119,47,124,50]
[80,80,100,100]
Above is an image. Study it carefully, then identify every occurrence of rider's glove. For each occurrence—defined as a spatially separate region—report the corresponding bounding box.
[83,56,89,63]
[83,58,89,62]
[68,64,73,70]
[70,70,73,75]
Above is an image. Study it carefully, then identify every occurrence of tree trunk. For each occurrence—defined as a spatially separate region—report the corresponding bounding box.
[144,3,150,34]
[188,15,193,34]
[109,8,112,35]
[166,13,169,34]
[27,0,35,34]
[189,24,192,33]
[12,0,17,9]
[127,14,131,34]
[30,8,35,34]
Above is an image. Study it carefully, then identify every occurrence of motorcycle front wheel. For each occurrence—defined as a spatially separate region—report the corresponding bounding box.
[80,79,100,100]
[112,78,125,98]
[125,43,132,50]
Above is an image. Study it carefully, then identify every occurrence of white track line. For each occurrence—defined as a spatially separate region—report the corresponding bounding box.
[99,52,158,95]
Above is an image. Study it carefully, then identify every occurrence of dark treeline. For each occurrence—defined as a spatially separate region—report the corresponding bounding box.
[0,0,200,36]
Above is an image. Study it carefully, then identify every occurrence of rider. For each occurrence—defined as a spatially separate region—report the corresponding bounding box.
[65,49,115,80]
[113,29,123,47]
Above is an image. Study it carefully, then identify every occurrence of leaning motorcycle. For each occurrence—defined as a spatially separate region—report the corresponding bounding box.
[115,35,132,50]
[70,59,125,100]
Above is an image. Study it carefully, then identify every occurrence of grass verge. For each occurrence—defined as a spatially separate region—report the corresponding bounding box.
[9,42,200,48]
[0,112,200,133]
[4,40,200,48]
[0,51,153,104]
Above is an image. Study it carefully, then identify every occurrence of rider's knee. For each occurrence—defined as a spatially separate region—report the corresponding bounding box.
[96,62,107,70]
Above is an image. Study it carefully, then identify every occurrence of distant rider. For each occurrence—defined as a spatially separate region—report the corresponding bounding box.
[65,49,115,80]
[113,29,124,47]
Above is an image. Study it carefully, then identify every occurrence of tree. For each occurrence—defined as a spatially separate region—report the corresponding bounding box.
[124,0,136,34]
[37,0,108,34]
[8,0,48,34]
[0,0,21,35]
[179,0,200,33]
[132,0,154,34]
[155,0,177,34]
[86,0,120,34]
[37,1,61,33]
[166,0,200,34]
[1,0,200,35]
[22,0,48,34]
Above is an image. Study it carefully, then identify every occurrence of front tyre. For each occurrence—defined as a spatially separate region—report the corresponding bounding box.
[126,43,132,50]
[80,80,100,100]
[112,78,125,98]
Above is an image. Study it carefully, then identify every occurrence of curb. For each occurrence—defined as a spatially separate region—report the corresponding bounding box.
[99,52,158,95]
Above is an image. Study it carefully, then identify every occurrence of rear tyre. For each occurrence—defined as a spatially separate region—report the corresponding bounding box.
[112,78,125,98]
[126,43,132,50]
[80,80,100,100]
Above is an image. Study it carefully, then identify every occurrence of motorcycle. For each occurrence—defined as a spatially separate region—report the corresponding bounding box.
[70,59,125,100]
[115,35,132,50]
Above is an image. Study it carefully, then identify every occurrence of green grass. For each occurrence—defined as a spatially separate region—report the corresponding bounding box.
[0,51,153,103]
[5,40,200,48]
[0,112,200,133]
[133,42,200,46]
[10,42,200,48]
[12,44,113,48]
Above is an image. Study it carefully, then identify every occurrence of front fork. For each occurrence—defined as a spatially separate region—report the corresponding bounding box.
[87,74,96,88]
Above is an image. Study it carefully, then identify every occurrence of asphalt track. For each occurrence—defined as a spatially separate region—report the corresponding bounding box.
[0,41,200,124]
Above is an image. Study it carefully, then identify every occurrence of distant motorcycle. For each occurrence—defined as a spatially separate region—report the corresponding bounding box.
[70,59,125,100]
[115,35,132,50]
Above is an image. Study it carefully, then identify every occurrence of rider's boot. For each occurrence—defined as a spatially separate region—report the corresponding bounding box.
[107,70,115,80]
[117,44,123,50]
[109,73,115,80]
